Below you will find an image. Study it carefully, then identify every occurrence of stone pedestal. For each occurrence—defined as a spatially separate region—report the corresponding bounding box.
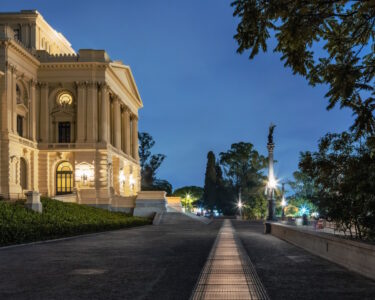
[133,191,167,217]
[26,191,42,213]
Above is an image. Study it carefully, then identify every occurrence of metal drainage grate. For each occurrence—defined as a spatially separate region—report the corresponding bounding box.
[190,220,269,300]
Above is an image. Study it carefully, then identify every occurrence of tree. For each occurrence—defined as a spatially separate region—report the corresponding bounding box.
[138,132,172,193]
[203,151,217,210]
[215,162,236,215]
[299,131,375,240]
[219,142,267,218]
[173,186,204,211]
[232,0,375,137]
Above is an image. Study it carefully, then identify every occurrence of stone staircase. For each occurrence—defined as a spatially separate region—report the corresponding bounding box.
[53,193,77,203]
[153,212,212,225]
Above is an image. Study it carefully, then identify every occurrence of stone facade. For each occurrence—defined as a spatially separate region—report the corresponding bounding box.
[0,10,142,211]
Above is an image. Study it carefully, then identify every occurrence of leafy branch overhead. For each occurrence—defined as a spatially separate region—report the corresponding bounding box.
[232,0,375,137]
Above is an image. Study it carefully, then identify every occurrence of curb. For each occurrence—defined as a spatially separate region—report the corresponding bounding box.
[0,224,151,251]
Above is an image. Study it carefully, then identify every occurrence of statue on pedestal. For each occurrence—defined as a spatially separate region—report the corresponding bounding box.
[268,123,276,145]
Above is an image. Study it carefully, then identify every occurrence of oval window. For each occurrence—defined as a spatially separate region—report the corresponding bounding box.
[58,92,73,106]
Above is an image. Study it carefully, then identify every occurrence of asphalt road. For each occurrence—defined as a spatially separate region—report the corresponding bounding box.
[232,220,375,300]
[0,215,222,300]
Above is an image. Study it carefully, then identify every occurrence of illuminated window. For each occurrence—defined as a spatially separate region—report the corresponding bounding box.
[56,161,73,194]
[57,92,73,106]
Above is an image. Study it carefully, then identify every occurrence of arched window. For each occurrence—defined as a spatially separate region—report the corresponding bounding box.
[56,161,73,194]
[20,158,27,190]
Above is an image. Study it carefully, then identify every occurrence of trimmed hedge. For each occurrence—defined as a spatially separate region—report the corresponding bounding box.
[0,197,151,246]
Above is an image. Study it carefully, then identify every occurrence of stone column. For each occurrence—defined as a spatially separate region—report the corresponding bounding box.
[21,24,28,46]
[86,81,98,143]
[113,97,121,149]
[124,108,131,156]
[30,23,36,49]
[39,83,49,142]
[132,115,139,160]
[11,67,17,133]
[29,79,37,141]
[100,83,109,143]
[76,81,86,143]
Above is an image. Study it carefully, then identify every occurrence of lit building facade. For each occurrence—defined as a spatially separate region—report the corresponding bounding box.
[0,10,142,211]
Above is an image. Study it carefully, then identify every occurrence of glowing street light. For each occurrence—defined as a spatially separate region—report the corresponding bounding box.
[237,189,243,220]
[185,193,191,212]
[266,123,277,221]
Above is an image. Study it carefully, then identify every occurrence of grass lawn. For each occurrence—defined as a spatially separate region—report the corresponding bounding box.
[0,197,152,246]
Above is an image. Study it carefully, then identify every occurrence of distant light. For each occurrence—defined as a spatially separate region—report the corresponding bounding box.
[119,172,126,184]
[129,175,136,186]
[237,200,243,209]
[281,197,287,207]
[268,175,278,189]
[300,205,309,215]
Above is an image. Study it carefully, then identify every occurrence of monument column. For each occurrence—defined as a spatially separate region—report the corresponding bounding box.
[76,81,86,143]
[113,97,121,149]
[132,115,139,160]
[267,123,276,221]
[39,82,49,142]
[100,83,109,143]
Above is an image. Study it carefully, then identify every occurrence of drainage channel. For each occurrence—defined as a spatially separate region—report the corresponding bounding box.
[190,219,269,300]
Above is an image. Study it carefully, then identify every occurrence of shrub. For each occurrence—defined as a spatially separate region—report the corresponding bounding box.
[0,198,151,246]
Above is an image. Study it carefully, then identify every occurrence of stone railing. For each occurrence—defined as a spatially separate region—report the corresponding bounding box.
[266,222,375,281]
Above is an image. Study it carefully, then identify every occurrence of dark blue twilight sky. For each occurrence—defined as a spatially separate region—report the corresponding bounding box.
[1,1,353,190]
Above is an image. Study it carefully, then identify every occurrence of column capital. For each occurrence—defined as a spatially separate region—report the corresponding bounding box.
[6,61,17,73]
[98,82,109,91]
[75,81,87,88]
[30,78,38,87]
[38,82,48,88]
[86,80,98,88]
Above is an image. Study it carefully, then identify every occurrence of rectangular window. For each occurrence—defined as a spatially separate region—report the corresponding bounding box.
[17,115,23,137]
[58,122,71,143]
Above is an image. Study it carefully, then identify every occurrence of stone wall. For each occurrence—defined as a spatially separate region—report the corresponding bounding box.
[268,222,375,281]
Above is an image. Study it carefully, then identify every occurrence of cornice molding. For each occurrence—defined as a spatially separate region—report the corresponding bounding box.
[39,62,107,70]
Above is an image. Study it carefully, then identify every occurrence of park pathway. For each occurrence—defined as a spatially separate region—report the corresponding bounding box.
[190,219,269,300]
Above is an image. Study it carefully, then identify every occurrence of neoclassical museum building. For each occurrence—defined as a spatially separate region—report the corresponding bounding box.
[0,10,142,211]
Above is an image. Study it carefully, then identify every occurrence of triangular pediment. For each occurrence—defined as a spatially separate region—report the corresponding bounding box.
[109,63,143,107]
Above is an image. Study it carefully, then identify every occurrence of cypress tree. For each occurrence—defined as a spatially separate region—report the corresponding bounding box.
[203,151,217,210]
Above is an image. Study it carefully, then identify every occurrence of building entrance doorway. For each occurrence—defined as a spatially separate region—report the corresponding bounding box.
[56,161,73,195]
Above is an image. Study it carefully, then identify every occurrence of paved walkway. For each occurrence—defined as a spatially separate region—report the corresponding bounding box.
[191,220,268,299]
[0,217,222,300]
[232,220,375,300]
[1,217,375,299]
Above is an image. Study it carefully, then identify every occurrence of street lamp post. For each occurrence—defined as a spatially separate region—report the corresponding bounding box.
[281,183,287,220]
[267,123,277,221]
[238,189,243,220]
